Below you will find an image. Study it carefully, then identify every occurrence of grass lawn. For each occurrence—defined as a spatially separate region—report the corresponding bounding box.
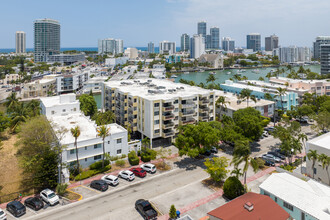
[0,132,24,202]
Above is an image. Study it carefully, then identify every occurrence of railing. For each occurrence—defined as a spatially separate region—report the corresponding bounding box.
[162,122,174,128]
[181,110,195,116]
[163,105,175,111]
[182,118,195,125]
[181,103,195,108]
[163,114,175,120]
[162,131,175,137]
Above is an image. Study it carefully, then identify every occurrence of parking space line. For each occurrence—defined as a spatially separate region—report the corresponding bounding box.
[80,185,101,194]
[26,207,38,215]
[6,211,19,220]
[66,187,83,201]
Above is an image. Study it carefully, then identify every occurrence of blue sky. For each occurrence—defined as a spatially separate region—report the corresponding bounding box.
[1,0,330,48]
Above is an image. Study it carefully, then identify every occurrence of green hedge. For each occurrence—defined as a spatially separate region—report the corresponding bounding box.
[115,159,126,167]
[89,160,110,170]
[223,176,245,200]
[128,151,140,166]
[140,149,157,162]
[75,165,111,181]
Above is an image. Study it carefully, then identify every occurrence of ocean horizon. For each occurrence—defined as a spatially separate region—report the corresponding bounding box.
[0,47,181,54]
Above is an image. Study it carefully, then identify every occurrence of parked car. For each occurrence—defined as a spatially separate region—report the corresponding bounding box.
[264,160,275,167]
[296,117,308,123]
[135,199,158,220]
[262,154,281,163]
[101,175,119,186]
[274,149,290,157]
[118,170,135,181]
[140,164,157,174]
[267,151,286,160]
[0,208,7,220]
[40,189,59,206]
[130,168,147,178]
[262,131,269,137]
[264,126,275,134]
[6,201,26,217]
[200,149,211,156]
[24,197,44,211]
[90,180,108,192]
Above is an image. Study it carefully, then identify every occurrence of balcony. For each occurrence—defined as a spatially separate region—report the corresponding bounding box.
[162,122,174,129]
[179,110,195,117]
[182,118,196,125]
[199,106,209,112]
[162,105,174,111]
[162,113,175,120]
[162,129,175,137]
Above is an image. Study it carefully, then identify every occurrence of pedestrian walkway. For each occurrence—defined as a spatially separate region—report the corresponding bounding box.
[158,166,276,220]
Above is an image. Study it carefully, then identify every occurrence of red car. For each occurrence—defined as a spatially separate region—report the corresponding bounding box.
[130,168,147,178]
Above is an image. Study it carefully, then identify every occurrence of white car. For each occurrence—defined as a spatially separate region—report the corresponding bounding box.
[118,170,135,181]
[141,163,157,173]
[262,131,269,137]
[40,189,59,206]
[101,175,119,186]
[0,208,6,220]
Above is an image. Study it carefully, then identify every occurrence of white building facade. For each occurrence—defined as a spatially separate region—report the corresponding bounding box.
[15,31,26,54]
[190,34,205,59]
[98,38,124,55]
[159,41,176,55]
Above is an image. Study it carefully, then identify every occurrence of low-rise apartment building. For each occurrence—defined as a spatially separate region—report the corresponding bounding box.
[102,79,215,145]
[306,132,330,185]
[259,173,330,220]
[22,76,56,98]
[214,90,275,119]
[56,71,89,94]
[82,77,107,94]
[269,77,330,96]
[220,80,299,111]
[40,94,141,182]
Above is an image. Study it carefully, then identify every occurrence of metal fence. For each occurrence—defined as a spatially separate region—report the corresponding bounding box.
[0,188,35,204]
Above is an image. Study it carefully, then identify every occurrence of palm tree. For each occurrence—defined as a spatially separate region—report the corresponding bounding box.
[233,74,242,82]
[4,92,20,113]
[275,87,287,111]
[97,125,110,168]
[266,72,273,80]
[231,167,243,179]
[232,144,259,184]
[239,89,257,107]
[70,126,81,173]
[264,93,274,101]
[142,137,150,152]
[298,133,308,155]
[206,74,216,85]
[10,102,29,132]
[307,149,318,179]
[318,154,330,185]
[215,96,230,120]
[241,76,248,81]
[27,100,41,117]
[258,77,265,81]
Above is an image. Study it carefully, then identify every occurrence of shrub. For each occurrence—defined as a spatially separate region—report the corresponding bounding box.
[255,157,265,169]
[109,156,119,161]
[128,151,140,166]
[223,176,245,200]
[169,204,177,219]
[115,159,126,167]
[56,183,68,196]
[140,149,157,162]
[121,154,127,159]
[75,165,111,181]
[89,160,110,170]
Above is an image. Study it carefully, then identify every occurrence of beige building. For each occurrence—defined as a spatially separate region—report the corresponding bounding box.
[306,132,330,186]
[198,54,224,68]
[214,90,275,119]
[124,48,138,60]
[102,79,215,145]
[1,73,21,85]
[22,75,56,98]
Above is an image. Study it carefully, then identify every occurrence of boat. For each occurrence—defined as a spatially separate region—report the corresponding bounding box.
[209,72,216,75]
[241,69,246,72]
[200,69,205,72]
[171,74,178,78]
[184,71,190,74]
[226,72,231,75]
[253,69,260,74]
[236,72,242,76]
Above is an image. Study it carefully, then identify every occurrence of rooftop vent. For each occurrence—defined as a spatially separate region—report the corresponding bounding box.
[244,202,254,212]
[147,79,152,83]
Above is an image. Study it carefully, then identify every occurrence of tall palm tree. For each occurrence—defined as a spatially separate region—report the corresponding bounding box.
[70,126,81,173]
[307,149,318,179]
[298,133,308,155]
[318,155,330,185]
[231,167,243,179]
[239,89,257,107]
[215,96,230,120]
[97,125,110,168]
[264,93,274,101]
[233,74,242,82]
[4,92,20,113]
[206,74,216,85]
[275,87,287,111]
[10,102,29,132]
[142,137,150,152]
[258,76,265,81]
[27,100,41,117]
[232,144,259,185]
[241,76,248,81]
[266,72,273,80]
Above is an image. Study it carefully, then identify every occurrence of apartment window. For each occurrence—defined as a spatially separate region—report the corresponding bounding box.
[134,98,137,102]
[175,116,178,120]
[314,167,317,174]
[275,197,277,203]
[301,212,305,220]
[73,108,77,111]
[155,129,160,134]
[326,86,330,90]
[283,201,294,211]
[154,120,160,125]
[154,103,160,107]
[94,155,101,160]
[193,97,197,101]
[85,147,87,150]
[62,109,66,112]
[94,144,101,149]
[70,149,75,154]
[263,191,270,197]
[154,111,159,116]
[174,100,178,104]
[174,108,178,112]
[108,141,110,144]
[117,139,122,144]
[51,111,55,115]
[117,149,122,154]
[210,95,214,98]
[85,158,87,162]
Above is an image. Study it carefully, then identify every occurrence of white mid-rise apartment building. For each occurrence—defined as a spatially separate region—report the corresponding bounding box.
[56,71,90,94]
[159,41,176,55]
[190,34,205,59]
[274,46,311,63]
[40,93,141,182]
[102,79,216,145]
[98,38,124,55]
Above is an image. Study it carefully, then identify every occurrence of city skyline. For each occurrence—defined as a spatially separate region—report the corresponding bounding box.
[1,0,330,48]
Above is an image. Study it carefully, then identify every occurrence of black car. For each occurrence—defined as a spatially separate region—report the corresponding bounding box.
[268,151,286,160]
[90,180,108,192]
[264,160,275,166]
[24,197,44,211]
[274,149,290,157]
[211,146,218,153]
[135,199,157,220]
[6,200,26,217]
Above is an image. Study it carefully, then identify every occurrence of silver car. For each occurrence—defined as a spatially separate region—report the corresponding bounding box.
[262,154,281,163]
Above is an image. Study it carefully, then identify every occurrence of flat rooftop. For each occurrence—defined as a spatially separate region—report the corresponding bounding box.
[240,80,308,93]
[270,76,330,84]
[40,94,79,108]
[214,90,274,110]
[103,79,212,101]
[48,113,126,145]
[259,173,330,220]
[307,132,330,150]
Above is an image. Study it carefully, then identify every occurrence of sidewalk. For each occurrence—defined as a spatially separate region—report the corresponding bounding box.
[157,166,276,220]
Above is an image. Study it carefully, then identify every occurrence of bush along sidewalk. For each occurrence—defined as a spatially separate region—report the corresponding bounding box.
[74,160,111,181]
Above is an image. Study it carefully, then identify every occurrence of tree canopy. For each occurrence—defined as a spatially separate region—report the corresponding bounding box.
[79,94,97,117]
